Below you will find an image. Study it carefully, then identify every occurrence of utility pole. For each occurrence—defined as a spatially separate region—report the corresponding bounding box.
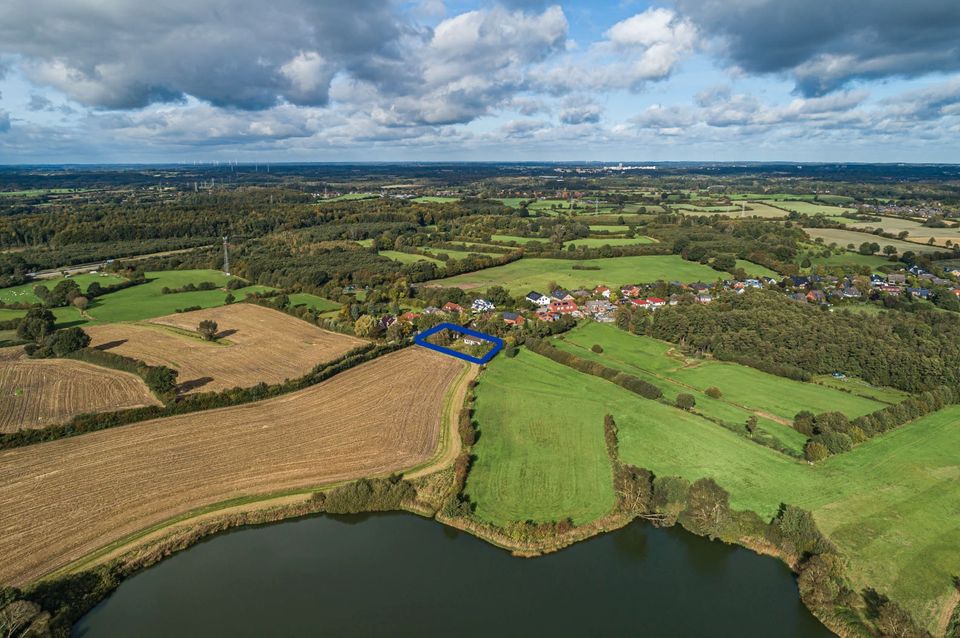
[222,236,230,275]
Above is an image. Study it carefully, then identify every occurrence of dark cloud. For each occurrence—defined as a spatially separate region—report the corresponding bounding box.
[0,111,10,133]
[0,0,409,110]
[676,0,960,95]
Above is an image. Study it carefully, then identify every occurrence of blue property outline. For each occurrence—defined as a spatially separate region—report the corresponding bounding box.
[414,322,504,365]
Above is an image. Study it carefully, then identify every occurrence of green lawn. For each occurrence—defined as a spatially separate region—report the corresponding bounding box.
[563,237,656,249]
[355,239,375,248]
[799,248,896,271]
[495,198,529,209]
[0,308,26,321]
[327,193,378,201]
[287,293,340,313]
[426,256,726,294]
[470,347,959,630]
[0,273,127,305]
[466,349,616,525]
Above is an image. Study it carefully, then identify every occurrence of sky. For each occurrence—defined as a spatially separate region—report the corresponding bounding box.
[0,0,958,163]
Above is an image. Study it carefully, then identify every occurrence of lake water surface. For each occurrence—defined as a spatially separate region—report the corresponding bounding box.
[73,512,833,637]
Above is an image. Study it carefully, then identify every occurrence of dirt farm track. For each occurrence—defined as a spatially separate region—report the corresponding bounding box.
[0,347,466,586]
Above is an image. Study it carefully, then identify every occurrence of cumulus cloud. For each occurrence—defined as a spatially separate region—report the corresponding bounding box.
[558,96,602,124]
[27,94,52,111]
[676,0,960,95]
[538,8,696,92]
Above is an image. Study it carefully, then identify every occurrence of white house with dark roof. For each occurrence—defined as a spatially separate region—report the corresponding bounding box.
[525,291,551,306]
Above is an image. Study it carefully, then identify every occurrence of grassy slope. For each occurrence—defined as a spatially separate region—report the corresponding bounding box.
[379,250,443,265]
[470,347,958,629]
[83,271,274,324]
[427,256,726,294]
[466,349,616,525]
[805,228,940,254]
[287,293,340,313]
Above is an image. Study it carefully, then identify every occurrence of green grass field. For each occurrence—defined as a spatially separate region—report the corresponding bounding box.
[426,256,726,293]
[327,193,378,201]
[494,198,529,209]
[424,248,497,260]
[80,270,274,324]
[287,293,340,313]
[0,273,127,305]
[466,349,617,525]
[563,237,656,248]
[805,228,941,254]
[798,247,896,271]
[588,224,631,232]
[0,188,92,197]
[470,348,959,630]
[412,196,460,203]
[379,250,444,265]
[553,324,890,448]
[490,234,546,245]
[735,260,779,278]
[760,200,857,216]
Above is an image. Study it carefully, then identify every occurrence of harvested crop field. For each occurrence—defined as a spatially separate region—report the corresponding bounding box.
[85,304,367,394]
[0,347,466,586]
[0,350,160,432]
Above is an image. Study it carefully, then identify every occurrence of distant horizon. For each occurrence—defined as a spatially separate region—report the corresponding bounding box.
[2,160,960,168]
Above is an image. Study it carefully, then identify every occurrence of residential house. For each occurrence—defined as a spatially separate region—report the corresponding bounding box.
[471,298,495,312]
[879,284,902,296]
[535,308,561,322]
[806,290,827,303]
[549,299,579,314]
[442,301,464,314]
[696,293,713,304]
[621,285,642,298]
[570,289,591,298]
[502,311,525,326]
[887,273,907,285]
[690,282,711,293]
[629,298,649,309]
[398,311,420,323]
[525,291,551,306]
[791,276,810,287]
[842,287,862,298]
[907,287,930,300]
[594,285,611,298]
[646,297,666,308]
[378,315,397,330]
[551,289,574,302]
[423,306,442,315]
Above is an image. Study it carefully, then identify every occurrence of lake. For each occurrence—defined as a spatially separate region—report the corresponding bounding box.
[73,513,833,637]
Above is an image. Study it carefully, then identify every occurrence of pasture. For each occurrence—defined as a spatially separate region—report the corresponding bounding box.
[379,250,443,265]
[465,349,616,525]
[74,270,275,324]
[411,196,459,203]
[805,228,941,254]
[86,304,366,394]
[0,350,160,432]
[287,293,340,313]
[844,217,960,247]
[0,273,127,305]
[0,347,466,586]
[425,256,726,294]
[468,347,959,631]
[759,200,857,216]
[563,237,656,249]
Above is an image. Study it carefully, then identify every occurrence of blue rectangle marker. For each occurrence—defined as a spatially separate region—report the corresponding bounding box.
[414,322,504,365]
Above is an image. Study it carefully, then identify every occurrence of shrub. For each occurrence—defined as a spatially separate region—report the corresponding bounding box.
[705,386,722,399]
[676,393,696,410]
[804,441,830,462]
[591,344,603,353]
